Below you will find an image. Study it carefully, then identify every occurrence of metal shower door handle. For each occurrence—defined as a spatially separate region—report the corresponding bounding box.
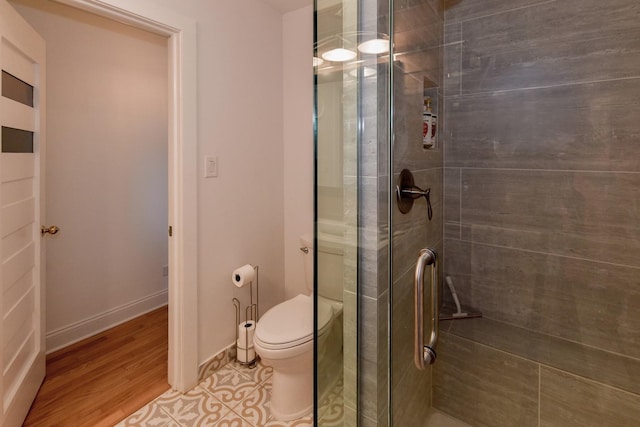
[414,248,438,370]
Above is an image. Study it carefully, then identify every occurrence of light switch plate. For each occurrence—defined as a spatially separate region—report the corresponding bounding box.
[204,155,218,178]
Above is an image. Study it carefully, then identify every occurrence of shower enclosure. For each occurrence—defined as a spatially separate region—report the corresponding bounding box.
[315,0,640,426]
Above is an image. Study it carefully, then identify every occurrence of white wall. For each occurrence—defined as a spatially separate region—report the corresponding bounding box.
[148,0,286,364]
[16,0,310,366]
[11,0,169,352]
[283,5,314,299]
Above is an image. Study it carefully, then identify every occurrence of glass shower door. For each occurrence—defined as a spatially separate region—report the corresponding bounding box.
[319,1,640,426]
[389,0,444,424]
[314,1,359,425]
[314,0,392,425]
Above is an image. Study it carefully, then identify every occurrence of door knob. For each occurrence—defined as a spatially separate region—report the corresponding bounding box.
[41,225,60,235]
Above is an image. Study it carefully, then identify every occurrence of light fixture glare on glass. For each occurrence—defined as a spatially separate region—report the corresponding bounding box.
[349,67,377,77]
[358,38,390,54]
[313,56,324,67]
[321,48,357,62]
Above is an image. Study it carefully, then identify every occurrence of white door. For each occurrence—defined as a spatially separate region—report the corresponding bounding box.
[0,0,46,426]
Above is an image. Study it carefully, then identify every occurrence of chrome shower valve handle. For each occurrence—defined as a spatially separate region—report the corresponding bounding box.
[396,169,433,221]
[398,186,433,221]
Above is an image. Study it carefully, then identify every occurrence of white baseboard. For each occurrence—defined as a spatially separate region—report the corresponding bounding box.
[45,289,168,354]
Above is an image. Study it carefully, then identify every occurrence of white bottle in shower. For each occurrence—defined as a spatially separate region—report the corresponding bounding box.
[423,97,433,149]
[430,99,438,147]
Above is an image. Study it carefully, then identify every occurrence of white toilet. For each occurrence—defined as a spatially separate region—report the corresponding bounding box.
[253,231,343,421]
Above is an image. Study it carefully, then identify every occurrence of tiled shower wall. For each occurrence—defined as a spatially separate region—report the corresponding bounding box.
[391,0,443,426]
[356,0,446,424]
[348,0,392,425]
[439,0,640,425]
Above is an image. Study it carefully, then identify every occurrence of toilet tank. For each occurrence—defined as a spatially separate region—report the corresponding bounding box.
[300,220,344,302]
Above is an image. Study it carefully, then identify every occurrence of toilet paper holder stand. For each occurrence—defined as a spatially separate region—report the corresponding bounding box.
[232,265,259,367]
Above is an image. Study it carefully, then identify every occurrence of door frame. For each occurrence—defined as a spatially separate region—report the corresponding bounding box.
[55,0,198,392]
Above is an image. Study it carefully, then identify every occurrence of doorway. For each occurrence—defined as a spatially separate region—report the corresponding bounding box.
[11,0,170,356]
[9,0,199,396]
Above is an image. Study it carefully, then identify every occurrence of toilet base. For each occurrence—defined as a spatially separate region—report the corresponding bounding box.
[264,354,313,421]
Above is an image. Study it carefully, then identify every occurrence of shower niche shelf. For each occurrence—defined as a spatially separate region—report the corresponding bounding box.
[422,77,439,150]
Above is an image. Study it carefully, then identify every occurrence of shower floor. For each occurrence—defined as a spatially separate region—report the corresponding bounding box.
[425,411,472,427]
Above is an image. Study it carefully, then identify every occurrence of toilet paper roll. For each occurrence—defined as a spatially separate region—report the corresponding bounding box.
[236,346,256,363]
[237,321,255,348]
[232,264,255,288]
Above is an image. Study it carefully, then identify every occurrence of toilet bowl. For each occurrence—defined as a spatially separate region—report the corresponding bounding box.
[253,294,333,420]
[253,231,344,420]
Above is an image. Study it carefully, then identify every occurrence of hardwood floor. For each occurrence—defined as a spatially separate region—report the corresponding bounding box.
[24,306,169,427]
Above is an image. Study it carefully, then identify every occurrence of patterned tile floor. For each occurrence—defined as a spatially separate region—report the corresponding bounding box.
[116,360,344,427]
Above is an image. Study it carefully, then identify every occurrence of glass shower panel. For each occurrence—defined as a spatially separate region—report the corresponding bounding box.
[315,0,392,425]
[315,1,358,425]
[317,0,640,426]
[390,0,444,425]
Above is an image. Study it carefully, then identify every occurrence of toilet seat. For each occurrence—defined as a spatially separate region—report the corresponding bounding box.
[319,295,343,316]
[254,294,333,351]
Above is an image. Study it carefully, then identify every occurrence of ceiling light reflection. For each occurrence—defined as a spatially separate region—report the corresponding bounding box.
[321,48,357,62]
[358,39,390,54]
[349,67,377,77]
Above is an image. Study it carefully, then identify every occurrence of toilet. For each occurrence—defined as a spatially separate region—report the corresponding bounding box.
[253,231,343,421]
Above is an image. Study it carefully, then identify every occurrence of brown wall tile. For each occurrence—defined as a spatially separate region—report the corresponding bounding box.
[448,317,640,396]
[444,0,551,24]
[444,239,640,360]
[433,333,539,427]
[540,367,640,427]
[459,0,640,92]
[459,169,640,267]
[445,80,640,171]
